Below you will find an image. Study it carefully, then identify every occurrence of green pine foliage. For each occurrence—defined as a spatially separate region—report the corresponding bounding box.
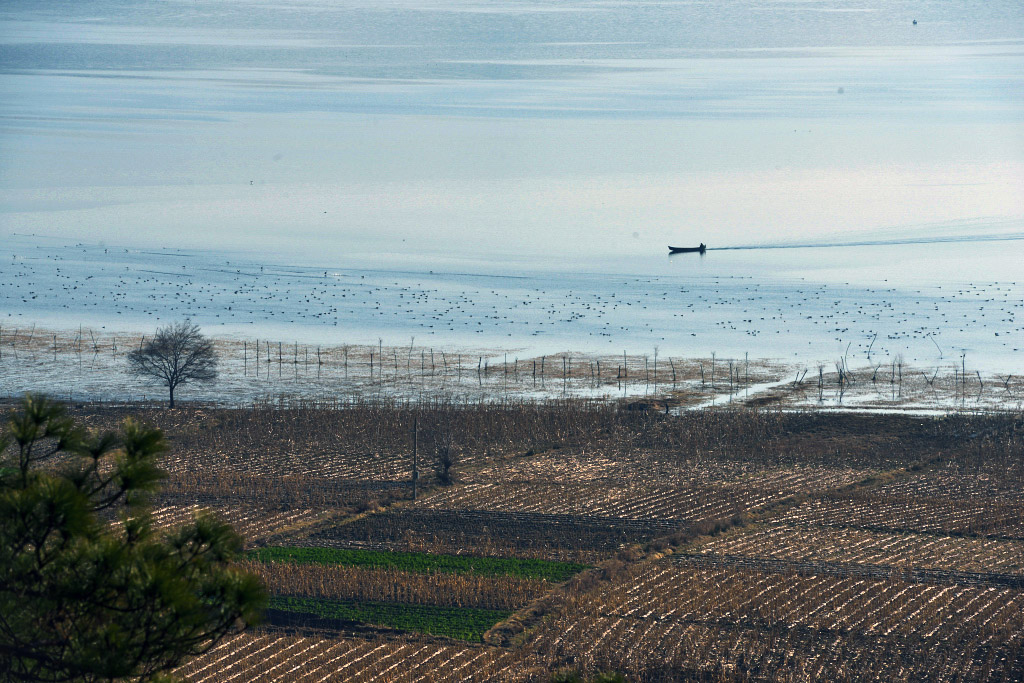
[0,395,266,683]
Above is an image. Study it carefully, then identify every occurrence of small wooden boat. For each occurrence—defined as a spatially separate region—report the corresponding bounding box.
[669,243,706,254]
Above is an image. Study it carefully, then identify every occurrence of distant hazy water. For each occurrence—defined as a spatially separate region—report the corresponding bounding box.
[0,0,1021,370]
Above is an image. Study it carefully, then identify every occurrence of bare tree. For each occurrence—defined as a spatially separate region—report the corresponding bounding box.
[421,414,458,486]
[434,426,457,485]
[127,320,218,407]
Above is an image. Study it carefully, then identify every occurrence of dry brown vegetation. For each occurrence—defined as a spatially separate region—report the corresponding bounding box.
[693,525,1024,574]
[7,397,1022,681]
[526,562,1024,682]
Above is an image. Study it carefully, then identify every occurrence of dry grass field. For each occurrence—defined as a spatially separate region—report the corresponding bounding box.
[17,398,1024,681]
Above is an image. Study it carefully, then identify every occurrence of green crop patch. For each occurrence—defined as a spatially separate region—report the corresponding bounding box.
[249,546,586,582]
[267,595,511,642]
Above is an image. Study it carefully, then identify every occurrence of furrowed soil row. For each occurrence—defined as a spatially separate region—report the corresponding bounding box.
[873,470,1024,505]
[149,504,328,542]
[524,561,1024,681]
[674,553,1024,588]
[99,405,1023,681]
[779,495,1024,539]
[694,524,1024,574]
[419,481,766,521]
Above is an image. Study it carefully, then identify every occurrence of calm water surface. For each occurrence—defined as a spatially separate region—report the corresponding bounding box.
[1,0,1022,373]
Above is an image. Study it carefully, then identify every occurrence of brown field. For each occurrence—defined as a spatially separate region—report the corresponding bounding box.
[691,525,1024,574]
[5,397,1023,681]
[527,563,1024,681]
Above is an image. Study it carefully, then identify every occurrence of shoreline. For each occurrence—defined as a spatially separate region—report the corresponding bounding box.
[5,233,1024,376]
[2,324,1020,413]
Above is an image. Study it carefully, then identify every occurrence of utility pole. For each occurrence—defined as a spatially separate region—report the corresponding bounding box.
[412,417,419,501]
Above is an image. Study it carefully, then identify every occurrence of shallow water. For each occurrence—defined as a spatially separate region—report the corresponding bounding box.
[1,233,1021,374]
[1,0,1022,378]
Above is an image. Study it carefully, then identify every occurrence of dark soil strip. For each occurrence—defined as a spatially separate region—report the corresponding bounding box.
[794,521,1024,543]
[308,508,687,555]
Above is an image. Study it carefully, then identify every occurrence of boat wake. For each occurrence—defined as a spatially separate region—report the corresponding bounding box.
[714,231,1024,251]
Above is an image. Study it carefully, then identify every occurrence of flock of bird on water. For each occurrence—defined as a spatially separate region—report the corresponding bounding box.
[2,240,1021,370]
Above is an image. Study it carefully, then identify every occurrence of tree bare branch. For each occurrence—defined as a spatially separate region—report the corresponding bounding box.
[127,321,218,408]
